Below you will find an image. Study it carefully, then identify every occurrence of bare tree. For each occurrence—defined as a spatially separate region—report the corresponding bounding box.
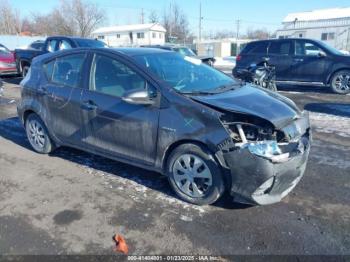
[148,10,159,23]
[60,0,106,37]
[0,0,21,34]
[245,28,270,40]
[161,2,191,43]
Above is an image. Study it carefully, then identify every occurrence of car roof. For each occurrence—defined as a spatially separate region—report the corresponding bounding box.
[247,38,319,45]
[47,36,99,42]
[34,47,173,63]
[111,47,172,56]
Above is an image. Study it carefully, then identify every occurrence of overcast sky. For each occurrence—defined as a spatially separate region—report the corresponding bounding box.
[11,0,350,35]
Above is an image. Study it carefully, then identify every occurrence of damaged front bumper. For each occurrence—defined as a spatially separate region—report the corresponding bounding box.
[220,113,311,205]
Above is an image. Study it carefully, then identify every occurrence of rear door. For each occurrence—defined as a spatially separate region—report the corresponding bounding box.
[290,39,330,83]
[267,40,294,81]
[42,52,87,145]
[80,52,160,165]
[237,41,269,69]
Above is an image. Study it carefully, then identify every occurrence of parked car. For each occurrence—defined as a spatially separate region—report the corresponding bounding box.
[0,44,17,75]
[18,48,311,206]
[15,36,108,77]
[141,44,215,66]
[233,38,350,94]
[27,40,45,50]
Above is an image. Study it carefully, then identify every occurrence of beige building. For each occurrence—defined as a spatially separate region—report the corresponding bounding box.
[195,38,252,57]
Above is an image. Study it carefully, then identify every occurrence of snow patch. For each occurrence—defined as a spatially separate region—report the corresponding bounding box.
[309,112,350,137]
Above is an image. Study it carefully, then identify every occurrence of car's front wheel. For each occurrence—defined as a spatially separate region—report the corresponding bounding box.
[330,70,350,94]
[25,114,54,154]
[166,144,225,205]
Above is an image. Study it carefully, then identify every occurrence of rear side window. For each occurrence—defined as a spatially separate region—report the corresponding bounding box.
[268,41,291,55]
[45,54,86,88]
[241,41,269,55]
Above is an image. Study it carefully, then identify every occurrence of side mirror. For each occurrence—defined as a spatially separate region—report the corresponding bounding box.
[318,51,327,58]
[122,90,156,105]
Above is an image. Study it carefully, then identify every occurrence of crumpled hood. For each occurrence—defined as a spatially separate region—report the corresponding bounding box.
[191,85,301,129]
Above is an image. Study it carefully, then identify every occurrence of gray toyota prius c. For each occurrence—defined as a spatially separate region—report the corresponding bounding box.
[17,47,311,205]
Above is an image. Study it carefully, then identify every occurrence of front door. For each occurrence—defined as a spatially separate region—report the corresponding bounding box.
[267,40,294,81]
[290,40,329,83]
[42,52,87,145]
[80,53,159,165]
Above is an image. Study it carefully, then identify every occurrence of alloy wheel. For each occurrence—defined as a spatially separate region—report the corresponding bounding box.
[27,119,46,150]
[334,73,350,92]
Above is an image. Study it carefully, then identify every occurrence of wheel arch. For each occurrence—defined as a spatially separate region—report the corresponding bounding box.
[327,68,350,85]
[161,139,215,174]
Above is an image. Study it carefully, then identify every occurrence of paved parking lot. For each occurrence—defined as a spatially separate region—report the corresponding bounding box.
[0,77,349,255]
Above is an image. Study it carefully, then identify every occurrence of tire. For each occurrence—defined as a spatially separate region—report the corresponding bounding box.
[25,114,54,154]
[166,143,225,205]
[22,65,29,78]
[330,70,350,94]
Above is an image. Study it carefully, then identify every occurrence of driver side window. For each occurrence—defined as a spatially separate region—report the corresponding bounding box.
[295,41,323,56]
[89,54,146,97]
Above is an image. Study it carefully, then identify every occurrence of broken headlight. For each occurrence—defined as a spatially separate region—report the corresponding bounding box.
[220,115,290,162]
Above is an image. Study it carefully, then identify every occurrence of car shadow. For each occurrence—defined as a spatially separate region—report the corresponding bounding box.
[277,84,332,94]
[0,116,250,210]
[304,103,350,118]
[0,75,22,85]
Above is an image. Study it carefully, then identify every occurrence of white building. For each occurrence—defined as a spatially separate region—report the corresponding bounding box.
[276,7,350,51]
[91,23,166,47]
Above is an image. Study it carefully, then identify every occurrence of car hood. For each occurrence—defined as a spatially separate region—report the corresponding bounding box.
[0,52,15,63]
[190,85,301,129]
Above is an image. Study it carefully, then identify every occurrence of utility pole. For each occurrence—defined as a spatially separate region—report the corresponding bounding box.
[140,8,144,24]
[198,1,203,43]
[236,19,241,55]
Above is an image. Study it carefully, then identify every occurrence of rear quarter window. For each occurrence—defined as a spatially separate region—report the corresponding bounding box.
[241,41,269,55]
[44,53,86,88]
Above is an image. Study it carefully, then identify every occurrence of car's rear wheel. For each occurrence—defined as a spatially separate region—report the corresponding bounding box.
[166,144,225,205]
[22,65,29,78]
[25,114,54,154]
[330,70,350,94]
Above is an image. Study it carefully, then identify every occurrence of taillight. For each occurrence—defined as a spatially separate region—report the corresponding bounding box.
[236,55,242,61]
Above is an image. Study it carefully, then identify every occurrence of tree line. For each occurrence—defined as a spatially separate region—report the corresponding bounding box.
[0,0,271,41]
[0,0,105,37]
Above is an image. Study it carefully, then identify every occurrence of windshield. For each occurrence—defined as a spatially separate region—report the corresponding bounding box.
[75,39,108,48]
[0,44,11,54]
[134,52,238,94]
[173,47,196,57]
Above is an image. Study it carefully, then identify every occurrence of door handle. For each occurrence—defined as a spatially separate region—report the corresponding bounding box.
[81,100,98,111]
[293,58,304,62]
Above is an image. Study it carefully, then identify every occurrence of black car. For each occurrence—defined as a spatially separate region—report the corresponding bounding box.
[27,40,45,50]
[233,38,350,94]
[17,48,311,206]
[15,36,108,77]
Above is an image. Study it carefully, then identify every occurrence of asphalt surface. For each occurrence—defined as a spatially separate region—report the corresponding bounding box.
[0,76,349,256]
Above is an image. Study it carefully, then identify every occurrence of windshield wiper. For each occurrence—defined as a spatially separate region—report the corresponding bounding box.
[179,90,217,95]
[212,83,239,92]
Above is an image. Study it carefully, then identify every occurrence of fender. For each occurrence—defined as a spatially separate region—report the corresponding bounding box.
[17,98,61,145]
